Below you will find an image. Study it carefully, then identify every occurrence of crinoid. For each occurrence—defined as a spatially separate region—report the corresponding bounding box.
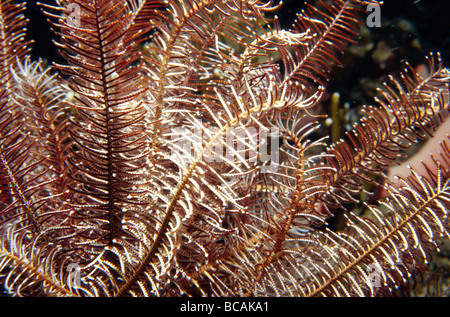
[0,0,449,297]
